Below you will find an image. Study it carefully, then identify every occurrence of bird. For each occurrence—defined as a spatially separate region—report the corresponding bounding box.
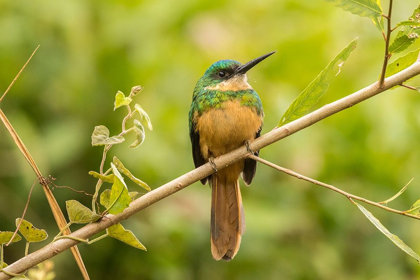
[189,51,275,260]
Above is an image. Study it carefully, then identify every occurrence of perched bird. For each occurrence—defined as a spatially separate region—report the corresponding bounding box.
[189,52,275,260]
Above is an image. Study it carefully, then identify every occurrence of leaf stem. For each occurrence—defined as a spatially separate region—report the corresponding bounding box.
[379,0,394,87]
[87,233,108,244]
[24,242,29,257]
[248,154,420,221]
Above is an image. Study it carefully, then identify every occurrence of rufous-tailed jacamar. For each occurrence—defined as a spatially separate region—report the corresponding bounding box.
[189,51,275,260]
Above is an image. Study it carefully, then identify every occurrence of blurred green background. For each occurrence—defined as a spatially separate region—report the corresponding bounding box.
[1,0,420,279]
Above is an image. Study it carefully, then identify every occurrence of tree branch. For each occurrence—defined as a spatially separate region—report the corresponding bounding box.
[2,56,420,280]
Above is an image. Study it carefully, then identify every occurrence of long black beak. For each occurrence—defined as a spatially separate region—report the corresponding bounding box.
[234,51,276,75]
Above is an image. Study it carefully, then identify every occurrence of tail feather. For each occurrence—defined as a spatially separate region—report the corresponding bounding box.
[210,173,245,261]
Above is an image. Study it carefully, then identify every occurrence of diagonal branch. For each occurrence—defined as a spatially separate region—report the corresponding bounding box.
[1,52,420,279]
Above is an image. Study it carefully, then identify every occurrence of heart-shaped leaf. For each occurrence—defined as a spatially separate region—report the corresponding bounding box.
[66,200,101,224]
[16,219,48,243]
[107,223,146,250]
[91,125,125,146]
[114,91,132,110]
[0,231,22,244]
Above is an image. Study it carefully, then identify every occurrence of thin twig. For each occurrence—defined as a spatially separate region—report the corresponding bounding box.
[248,154,420,220]
[379,0,394,87]
[401,84,418,91]
[0,45,40,103]
[5,180,37,247]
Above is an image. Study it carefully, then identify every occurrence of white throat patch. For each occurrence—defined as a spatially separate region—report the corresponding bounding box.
[204,74,252,91]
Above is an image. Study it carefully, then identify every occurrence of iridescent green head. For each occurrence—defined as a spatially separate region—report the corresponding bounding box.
[193,51,276,96]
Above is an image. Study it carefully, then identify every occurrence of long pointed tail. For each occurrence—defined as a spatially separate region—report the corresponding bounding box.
[210,173,245,261]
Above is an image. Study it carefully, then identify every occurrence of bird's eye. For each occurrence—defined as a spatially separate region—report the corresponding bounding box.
[218,71,226,78]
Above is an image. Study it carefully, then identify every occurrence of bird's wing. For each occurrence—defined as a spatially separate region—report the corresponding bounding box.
[242,126,262,185]
[190,120,208,184]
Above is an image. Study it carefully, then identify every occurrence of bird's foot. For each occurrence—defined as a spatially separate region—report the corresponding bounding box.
[245,140,255,155]
[208,157,218,172]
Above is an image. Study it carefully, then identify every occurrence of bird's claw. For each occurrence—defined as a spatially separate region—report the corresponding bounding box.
[209,157,218,172]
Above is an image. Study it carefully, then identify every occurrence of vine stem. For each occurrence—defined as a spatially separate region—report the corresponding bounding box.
[248,155,420,220]
[378,0,394,87]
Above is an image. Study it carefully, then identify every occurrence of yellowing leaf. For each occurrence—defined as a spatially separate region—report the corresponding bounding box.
[91,125,125,146]
[114,91,132,110]
[16,219,48,243]
[355,202,420,262]
[107,163,132,214]
[0,231,22,244]
[88,171,115,183]
[107,223,146,250]
[113,157,151,191]
[66,200,101,224]
[100,189,111,208]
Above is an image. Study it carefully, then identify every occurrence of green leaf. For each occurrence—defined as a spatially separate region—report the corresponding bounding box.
[16,219,48,243]
[88,171,115,183]
[129,119,146,148]
[324,0,382,19]
[395,21,420,28]
[107,163,132,214]
[134,104,153,131]
[389,33,416,54]
[114,91,132,110]
[107,223,146,250]
[279,38,358,126]
[386,49,420,77]
[371,0,384,32]
[407,199,420,215]
[355,202,420,262]
[66,200,101,224]
[389,6,420,54]
[113,156,151,191]
[91,125,125,146]
[0,231,22,244]
[379,178,413,205]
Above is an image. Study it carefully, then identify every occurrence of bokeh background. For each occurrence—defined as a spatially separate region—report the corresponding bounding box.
[1,0,420,279]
